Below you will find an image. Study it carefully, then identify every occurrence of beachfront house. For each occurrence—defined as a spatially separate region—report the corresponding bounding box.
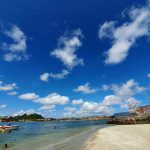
[114,112,130,118]
[114,105,150,118]
[136,105,150,117]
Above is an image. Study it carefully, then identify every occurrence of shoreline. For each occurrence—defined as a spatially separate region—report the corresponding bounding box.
[0,121,106,150]
[82,124,150,150]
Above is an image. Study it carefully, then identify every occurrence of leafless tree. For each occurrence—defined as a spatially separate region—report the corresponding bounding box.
[125,98,139,124]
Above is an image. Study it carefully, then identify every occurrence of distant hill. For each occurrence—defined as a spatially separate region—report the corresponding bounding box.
[7,113,44,121]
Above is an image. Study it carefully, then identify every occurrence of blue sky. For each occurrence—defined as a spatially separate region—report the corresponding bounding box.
[0,0,150,118]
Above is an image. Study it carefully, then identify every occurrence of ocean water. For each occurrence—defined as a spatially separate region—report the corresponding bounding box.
[0,120,107,150]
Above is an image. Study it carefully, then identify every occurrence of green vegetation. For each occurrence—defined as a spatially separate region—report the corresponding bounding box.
[7,113,44,122]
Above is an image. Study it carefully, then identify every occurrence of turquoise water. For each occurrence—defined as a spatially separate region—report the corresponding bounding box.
[0,120,107,150]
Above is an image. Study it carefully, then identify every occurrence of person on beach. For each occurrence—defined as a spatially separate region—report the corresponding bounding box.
[4,144,9,149]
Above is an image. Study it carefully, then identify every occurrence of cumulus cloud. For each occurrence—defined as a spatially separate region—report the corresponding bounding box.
[0,104,7,108]
[147,74,150,78]
[19,92,69,115]
[7,91,18,95]
[111,79,145,98]
[40,73,49,82]
[100,79,144,109]
[49,70,69,79]
[0,24,29,62]
[99,1,150,64]
[39,105,55,111]
[0,81,17,91]
[73,83,97,94]
[19,93,39,100]
[101,84,110,91]
[80,102,98,112]
[3,53,29,62]
[76,79,145,116]
[102,95,122,106]
[79,101,114,115]
[99,21,116,39]
[65,107,76,113]
[17,80,144,117]
[72,99,84,105]
[63,107,77,117]
[121,97,140,109]
[35,93,69,105]
[51,29,84,69]
[64,101,114,117]
[40,70,69,82]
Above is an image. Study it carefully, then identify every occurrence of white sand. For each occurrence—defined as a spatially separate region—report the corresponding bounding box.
[82,124,150,150]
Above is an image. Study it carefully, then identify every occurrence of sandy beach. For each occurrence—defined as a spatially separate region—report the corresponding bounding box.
[82,124,150,150]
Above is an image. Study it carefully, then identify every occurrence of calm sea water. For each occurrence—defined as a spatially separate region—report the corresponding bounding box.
[0,120,107,150]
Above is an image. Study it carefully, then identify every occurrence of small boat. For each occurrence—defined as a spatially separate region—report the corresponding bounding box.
[11,125,20,130]
[4,124,20,130]
[0,124,20,130]
[0,126,11,132]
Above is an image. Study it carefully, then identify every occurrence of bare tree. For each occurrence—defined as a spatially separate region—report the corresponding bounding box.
[125,98,139,124]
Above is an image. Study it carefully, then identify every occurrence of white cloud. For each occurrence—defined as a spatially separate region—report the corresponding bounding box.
[0,81,17,91]
[99,79,144,110]
[64,107,76,113]
[99,21,116,39]
[1,25,29,61]
[80,102,98,112]
[49,70,69,79]
[99,2,150,64]
[101,84,110,91]
[147,74,150,78]
[40,70,69,82]
[0,104,7,108]
[3,53,29,62]
[65,93,139,117]
[72,99,84,105]
[40,73,49,82]
[2,25,26,52]
[39,105,55,111]
[17,79,144,117]
[19,93,39,100]
[35,93,69,105]
[13,109,35,116]
[64,101,112,117]
[102,95,122,106]
[73,83,97,94]
[111,79,145,98]
[7,91,18,95]
[19,92,69,113]
[51,29,84,69]
[79,101,114,115]
[63,107,77,117]
[74,79,145,116]
[121,97,140,109]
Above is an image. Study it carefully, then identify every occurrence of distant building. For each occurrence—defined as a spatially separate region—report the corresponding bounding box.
[114,105,150,118]
[136,105,150,117]
[114,112,130,118]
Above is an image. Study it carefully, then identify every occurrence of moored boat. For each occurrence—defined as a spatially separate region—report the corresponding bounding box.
[4,124,20,130]
[10,125,20,130]
[0,124,20,130]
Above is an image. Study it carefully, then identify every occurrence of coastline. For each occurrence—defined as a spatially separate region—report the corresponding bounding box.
[43,124,108,150]
[44,126,99,150]
[0,120,107,150]
[82,124,150,150]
